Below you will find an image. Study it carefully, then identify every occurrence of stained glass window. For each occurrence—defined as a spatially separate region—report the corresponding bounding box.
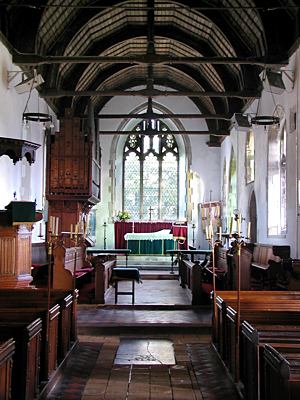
[123,121,179,220]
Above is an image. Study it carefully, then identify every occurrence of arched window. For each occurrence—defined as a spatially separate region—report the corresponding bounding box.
[267,114,287,236]
[123,121,179,220]
[228,146,237,219]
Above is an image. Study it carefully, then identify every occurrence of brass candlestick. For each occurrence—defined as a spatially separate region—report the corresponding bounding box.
[206,227,222,342]
[230,211,249,383]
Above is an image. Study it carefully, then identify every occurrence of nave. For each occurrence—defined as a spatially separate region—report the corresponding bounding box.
[43,275,239,400]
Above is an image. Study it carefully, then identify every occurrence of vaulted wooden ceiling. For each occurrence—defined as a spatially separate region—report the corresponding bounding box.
[0,0,299,145]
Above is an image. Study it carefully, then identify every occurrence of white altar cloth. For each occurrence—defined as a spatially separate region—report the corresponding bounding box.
[124,229,173,241]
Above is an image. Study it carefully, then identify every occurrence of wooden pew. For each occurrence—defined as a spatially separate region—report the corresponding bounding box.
[181,259,204,305]
[226,307,300,380]
[215,290,300,356]
[241,321,300,400]
[263,344,300,400]
[251,244,289,289]
[0,317,42,400]
[0,288,77,362]
[0,305,60,384]
[31,242,49,285]
[92,255,116,303]
[214,291,300,376]
[52,245,93,290]
[0,338,15,400]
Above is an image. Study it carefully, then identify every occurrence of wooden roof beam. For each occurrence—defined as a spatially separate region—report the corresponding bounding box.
[97,113,231,120]
[13,52,288,67]
[98,130,230,135]
[40,89,260,99]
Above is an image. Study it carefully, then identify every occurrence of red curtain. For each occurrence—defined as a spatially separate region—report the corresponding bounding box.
[114,221,188,249]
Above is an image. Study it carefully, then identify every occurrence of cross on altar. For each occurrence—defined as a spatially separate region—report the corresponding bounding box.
[149,206,154,221]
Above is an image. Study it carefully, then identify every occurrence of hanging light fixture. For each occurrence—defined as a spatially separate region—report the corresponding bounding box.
[142,96,160,133]
[22,69,53,130]
[251,69,281,127]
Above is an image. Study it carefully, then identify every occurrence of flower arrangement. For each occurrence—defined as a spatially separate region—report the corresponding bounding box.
[116,210,131,221]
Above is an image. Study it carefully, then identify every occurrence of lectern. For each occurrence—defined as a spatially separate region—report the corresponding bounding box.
[0,201,36,287]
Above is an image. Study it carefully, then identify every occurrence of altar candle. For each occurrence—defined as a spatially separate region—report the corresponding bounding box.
[218,226,222,241]
[55,217,59,236]
[205,226,209,240]
[132,221,135,232]
[237,214,241,237]
[247,221,251,239]
[39,223,42,237]
[49,216,53,233]
[209,223,213,239]
[75,223,79,235]
[229,217,233,236]
[70,224,73,239]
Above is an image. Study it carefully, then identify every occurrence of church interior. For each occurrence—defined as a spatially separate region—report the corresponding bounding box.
[1,1,300,399]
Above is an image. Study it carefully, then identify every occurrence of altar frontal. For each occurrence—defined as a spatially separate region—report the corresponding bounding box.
[124,229,176,255]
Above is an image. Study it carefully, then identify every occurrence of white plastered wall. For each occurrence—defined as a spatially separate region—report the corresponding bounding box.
[95,89,221,249]
[0,39,57,242]
[220,46,300,257]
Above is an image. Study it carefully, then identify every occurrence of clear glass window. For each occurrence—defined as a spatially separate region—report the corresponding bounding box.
[123,121,179,220]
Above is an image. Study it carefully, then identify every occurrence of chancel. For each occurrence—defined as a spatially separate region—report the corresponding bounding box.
[1,2,300,400]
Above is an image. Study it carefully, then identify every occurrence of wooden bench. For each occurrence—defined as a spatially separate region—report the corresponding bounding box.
[181,260,205,305]
[0,338,14,400]
[0,305,60,384]
[92,255,116,303]
[214,290,300,357]
[241,321,300,400]
[52,245,93,290]
[214,291,300,378]
[251,244,290,289]
[0,316,42,400]
[226,244,253,290]
[0,288,77,362]
[263,344,300,400]
[31,242,50,285]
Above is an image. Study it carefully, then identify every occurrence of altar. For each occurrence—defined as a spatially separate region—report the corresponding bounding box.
[124,229,175,255]
[114,221,188,253]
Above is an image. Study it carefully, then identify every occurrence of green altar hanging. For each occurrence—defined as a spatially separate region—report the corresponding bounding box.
[124,229,177,255]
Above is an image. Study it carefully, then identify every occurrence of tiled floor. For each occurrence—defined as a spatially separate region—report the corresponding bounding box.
[105,279,191,305]
[43,277,239,399]
[45,334,240,400]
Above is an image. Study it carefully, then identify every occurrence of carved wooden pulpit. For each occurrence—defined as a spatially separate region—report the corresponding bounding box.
[0,201,36,287]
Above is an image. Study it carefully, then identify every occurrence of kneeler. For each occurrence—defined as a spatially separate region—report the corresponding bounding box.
[111,268,142,304]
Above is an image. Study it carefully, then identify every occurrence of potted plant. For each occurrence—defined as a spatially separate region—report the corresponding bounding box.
[116,210,131,221]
